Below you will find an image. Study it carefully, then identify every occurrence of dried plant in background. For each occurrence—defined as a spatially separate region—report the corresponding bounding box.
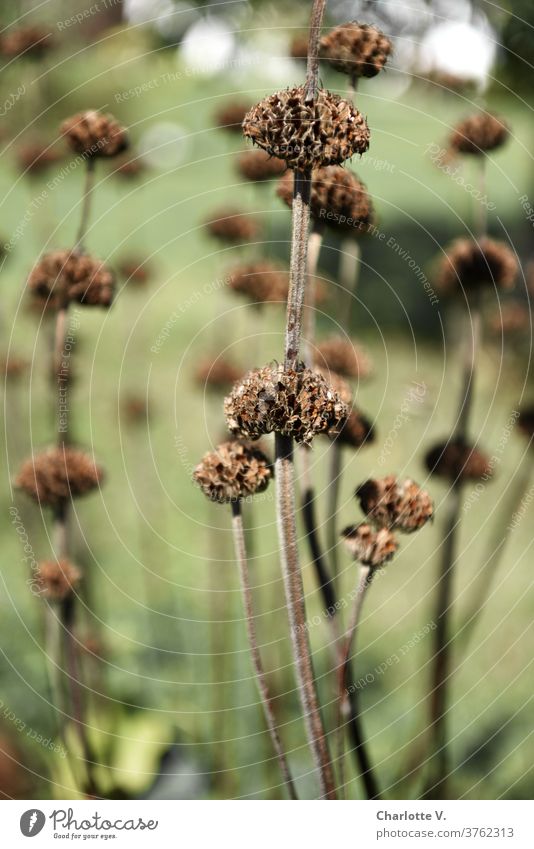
[204,208,261,244]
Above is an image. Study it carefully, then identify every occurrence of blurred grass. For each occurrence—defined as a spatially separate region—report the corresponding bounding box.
[1,28,533,799]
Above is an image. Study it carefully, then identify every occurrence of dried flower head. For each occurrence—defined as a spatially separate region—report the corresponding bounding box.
[242,86,370,171]
[61,110,128,159]
[195,358,244,392]
[204,208,260,244]
[341,523,398,568]
[214,100,251,133]
[488,302,530,336]
[436,237,518,295]
[289,33,309,61]
[194,439,272,503]
[277,166,375,234]
[314,335,372,380]
[313,367,353,406]
[227,261,289,305]
[236,149,286,182]
[224,363,348,445]
[449,113,509,155]
[320,22,392,79]
[28,250,115,308]
[425,439,493,482]
[356,476,433,533]
[0,26,54,59]
[118,256,151,286]
[333,409,375,449]
[16,142,62,176]
[15,446,104,506]
[35,559,81,601]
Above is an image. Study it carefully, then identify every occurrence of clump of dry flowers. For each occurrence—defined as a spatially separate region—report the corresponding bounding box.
[435,237,518,296]
[27,249,115,309]
[320,22,392,82]
[236,150,286,183]
[61,110,129,159]
[227,261,289,305]
[195,357,244,392]
[449,113,509,156]
[204,208,260,244]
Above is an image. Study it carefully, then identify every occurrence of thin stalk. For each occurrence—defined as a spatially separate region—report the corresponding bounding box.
[338,239,361,329]
[275,433,336,798]
[231,501,298,800]
[325,441,343,595]
[304,0,327,102]
[75,157,96,252]
[302,224,324,367]
[285,169,312,369]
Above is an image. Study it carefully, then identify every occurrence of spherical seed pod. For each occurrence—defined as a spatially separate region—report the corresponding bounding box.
[35,559,81,601]
[0,26,54,59]
[242,86,370,171]
[16,142,62,176]
[449,113,509,155]
[224,363,349,445]
[214,100,251,133]
[277,166,375,235]
[332,408,375,449]
[236,149,286,182]
[15,446,104,506]
[194,358,244,393]
[356,476,434,533]
[314,335,372,380]
[204,208,260,244]
[194,439,273,503]
[61,110,129,159]
[319,22,392,79]
[341,523,398,568]
[27,250,115,308]
[425,439,493,482]
[227,261,289,305]
[435,237,518,295]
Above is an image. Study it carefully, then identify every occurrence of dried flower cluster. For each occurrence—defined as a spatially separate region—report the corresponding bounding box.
[61,110,128,159]
[227,261,289,304]
[224,363,348,445]
[15,446,104,506]
[28,250,115,308]
[195,358,244,392]
[436,237,518,295]
[214,100,251,133]
[236,150,286,182]
[314,336,372,380]
[204,208,260,244]
[319,22,392,79]
[113,156,146,179]
[194,440,272,503]
[313,367,353,406]
[341,524,398,568]
[425,440,493,482]
[334,408,374,449]
[356,476,434,533]
[449,113,509,155]
[35,559,81,601]
[242,86,370,171]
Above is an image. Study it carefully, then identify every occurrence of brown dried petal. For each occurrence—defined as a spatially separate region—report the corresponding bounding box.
[194,440,272,503]
[27,249,115,308]
[61,110,128,159]
[15,446,104,506]
[436,237,517,295]
[320,22,392,79]
[341,523,398,567]
[356,476,434,533]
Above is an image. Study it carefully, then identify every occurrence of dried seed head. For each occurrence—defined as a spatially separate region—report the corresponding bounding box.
[214,100,251,133]
[194,439,272,503]
[341,523,398,567]
[289,33,309,61]
[15,446,104,506]
[195,358,244,392]
[320,22,392,79]
[518,408,534,440]
[224,363,349,445]
[425,440,493,482]
[35,559,81,601]
[313,367,353,406]
[16,142,62,176]
[356,476,434,533]
[314,335,372,379]
[0,26,54,59]
[227,261,289,305]
[333,408,375,449]
[204,208,260,244]
[243,86,370,171]
[488,302,529,336]
[449,113,509,155]
[61,110,128,159]
[277,166,375,234]
[436,237,518,295]
[118,256,151,286]
[236,149,286,182]
[27,250,115,308]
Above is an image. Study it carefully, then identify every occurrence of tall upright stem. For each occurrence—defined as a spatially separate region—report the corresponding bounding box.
[304,0,326,102]
[75,157,96,252]
[285,170,312,369]
[231,501,298,800]
[302,225,324,367]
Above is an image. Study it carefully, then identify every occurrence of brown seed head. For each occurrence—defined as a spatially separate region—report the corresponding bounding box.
[425,439,493,482]
[320,22,392,79]
[204,208,260,244]
[15,446,104,506]
[0,26,54,59]
[28,250,115,308]
[224,363,349,445]
[61,110,128,159]
[277,166,375,234]
[118,256,151,286]
[449,113,509,155]
[236,149,286,182]
[436,237,518,295]
[214,100,251,133]
[356,476,434,533]
[35,559,81,601]
[195,358,244,392]
[227,261,289,305]
[313,367,353,406]
[16,142,62,176]
[341,523,398,567]
[333,408,375,449]
[314,335,372,380]
[242,86,370,171]
[194,440,272,503]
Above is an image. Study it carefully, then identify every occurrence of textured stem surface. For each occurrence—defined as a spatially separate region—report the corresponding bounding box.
[285,170,311,369]
[75,157,96,251]
[231,501,298,800]
[304,0,327,102]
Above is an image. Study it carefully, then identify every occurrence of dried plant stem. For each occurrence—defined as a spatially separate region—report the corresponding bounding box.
[75,157,96,252]
[304,0,327,102]
[325,442,343,593]
[275,433,336,798]
[231,501,298,800]
[302,225,324,367]
[338,239,361,328]
[285,170,312,369]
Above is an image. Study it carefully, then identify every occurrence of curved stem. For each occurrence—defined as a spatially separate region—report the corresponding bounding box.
[231,501,298,800]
